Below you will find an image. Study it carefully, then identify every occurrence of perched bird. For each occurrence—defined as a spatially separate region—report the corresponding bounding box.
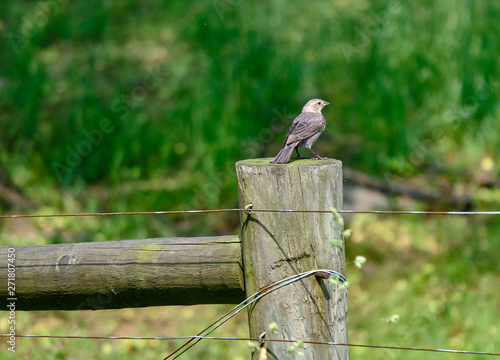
[271,99,330,164]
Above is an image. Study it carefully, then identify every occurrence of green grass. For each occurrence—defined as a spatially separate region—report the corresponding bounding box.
[346,214,500,359]
[0,305,250,360]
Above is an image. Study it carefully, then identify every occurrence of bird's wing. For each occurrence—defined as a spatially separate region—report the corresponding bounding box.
[285,112,325,145]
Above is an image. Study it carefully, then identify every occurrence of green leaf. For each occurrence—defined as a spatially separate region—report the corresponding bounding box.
[331,238,343,247]
[331,208,344,229]
[382,314,400,323]
[354,255,367,269]
[268,321,279,334]
[247,341,260,352]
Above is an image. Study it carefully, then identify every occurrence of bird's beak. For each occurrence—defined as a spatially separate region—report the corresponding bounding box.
[323,101,330,106]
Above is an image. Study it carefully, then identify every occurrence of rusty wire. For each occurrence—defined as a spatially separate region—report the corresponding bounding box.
[1,334,499,356]
[1,208,499,219]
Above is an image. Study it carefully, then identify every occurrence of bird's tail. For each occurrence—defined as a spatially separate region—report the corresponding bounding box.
[271,144,295,164]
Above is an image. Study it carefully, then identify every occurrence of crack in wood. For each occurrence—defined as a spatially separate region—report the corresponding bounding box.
[270,252,311,269]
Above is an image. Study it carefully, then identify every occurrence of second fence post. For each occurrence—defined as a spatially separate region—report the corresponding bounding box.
[236,158,349,360]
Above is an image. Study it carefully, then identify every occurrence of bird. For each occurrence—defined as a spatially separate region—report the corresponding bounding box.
[271,99,330,164]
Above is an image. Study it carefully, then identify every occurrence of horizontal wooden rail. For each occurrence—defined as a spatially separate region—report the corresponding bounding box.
[0,236,244,310]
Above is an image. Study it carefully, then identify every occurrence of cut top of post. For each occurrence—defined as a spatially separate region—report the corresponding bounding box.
[236,158,342,167]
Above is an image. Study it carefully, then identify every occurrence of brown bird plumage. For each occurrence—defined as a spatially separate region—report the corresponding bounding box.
[271,99,329,164]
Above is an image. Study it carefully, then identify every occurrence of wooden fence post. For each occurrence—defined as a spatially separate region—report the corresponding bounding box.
[236,158,348,360]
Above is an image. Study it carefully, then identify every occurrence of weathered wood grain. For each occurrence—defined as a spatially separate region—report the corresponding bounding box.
[236,158,348,360]
[0,236,244,310]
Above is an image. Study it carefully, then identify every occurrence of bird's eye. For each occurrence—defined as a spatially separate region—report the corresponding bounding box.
[317,101,321,105]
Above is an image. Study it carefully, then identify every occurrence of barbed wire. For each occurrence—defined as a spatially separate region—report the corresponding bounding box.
[1,334,499,356]
[1,208,499,219]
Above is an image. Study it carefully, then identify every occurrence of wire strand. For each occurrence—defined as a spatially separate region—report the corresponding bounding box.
[0,209,241,219]
[1,208,499,219]
[1,334,499,356]
[164,269,346,359]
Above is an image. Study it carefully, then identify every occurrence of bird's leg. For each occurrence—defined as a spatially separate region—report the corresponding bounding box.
[310,148,328,160]
[292,147,308,159]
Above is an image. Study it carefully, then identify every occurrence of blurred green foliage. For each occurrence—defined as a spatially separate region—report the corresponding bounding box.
[1,0,499,204]
[0,1,499,359]
[347,214,500,359]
